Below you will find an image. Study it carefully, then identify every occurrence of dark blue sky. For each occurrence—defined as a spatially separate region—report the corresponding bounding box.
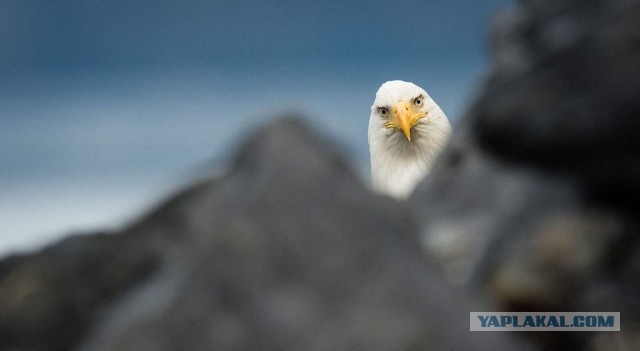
[1,0,510,72]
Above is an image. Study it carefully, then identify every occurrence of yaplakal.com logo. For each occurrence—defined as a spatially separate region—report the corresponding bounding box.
[470,312,620,331]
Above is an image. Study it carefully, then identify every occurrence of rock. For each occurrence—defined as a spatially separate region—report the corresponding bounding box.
[413,0,640,350]
[0,232,163,351]
[477,0,640,203]
[412,125,582,286]
[0,117,528,351]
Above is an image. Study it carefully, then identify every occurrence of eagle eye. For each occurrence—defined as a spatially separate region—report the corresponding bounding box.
[378,107,389,117]
[414,96,424,107]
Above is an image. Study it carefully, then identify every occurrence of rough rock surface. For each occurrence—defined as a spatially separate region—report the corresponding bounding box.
[0,119,527,351]
[413,0,640,350]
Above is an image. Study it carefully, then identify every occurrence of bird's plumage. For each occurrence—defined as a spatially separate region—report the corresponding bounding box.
[368,80,452,199]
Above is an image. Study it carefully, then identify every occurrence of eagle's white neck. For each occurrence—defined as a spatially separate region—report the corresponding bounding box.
[369,106,451,199]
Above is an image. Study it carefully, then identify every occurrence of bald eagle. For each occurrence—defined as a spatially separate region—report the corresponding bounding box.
[368,80,452,199]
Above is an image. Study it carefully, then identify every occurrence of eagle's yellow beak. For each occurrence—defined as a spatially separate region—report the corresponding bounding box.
[386,101,427,141]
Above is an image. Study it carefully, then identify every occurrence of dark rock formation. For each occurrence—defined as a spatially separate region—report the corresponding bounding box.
[0,118,527,351]
[0,233,161,351]
[479,0,640,204]
[413,0,640,350]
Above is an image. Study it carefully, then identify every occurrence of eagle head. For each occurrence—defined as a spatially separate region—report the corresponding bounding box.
[368,80,452,199]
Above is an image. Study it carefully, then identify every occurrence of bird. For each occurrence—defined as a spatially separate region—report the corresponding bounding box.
[368,80,452,199]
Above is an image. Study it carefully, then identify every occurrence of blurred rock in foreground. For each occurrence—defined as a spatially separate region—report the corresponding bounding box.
[413,0,640,350]
[0,118,526,351]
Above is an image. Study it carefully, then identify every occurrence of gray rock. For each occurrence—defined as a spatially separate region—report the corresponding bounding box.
[0,118,528,351]
[477,0,640,201]
[412,124,582,287]
[0,232,164,351]
[413,0,640,350]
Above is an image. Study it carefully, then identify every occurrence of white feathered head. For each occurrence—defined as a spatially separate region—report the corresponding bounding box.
[368,80,451,199]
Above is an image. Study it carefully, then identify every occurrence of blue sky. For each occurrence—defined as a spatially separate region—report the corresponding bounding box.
[2,0,509,71]
[0,0,512,255]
